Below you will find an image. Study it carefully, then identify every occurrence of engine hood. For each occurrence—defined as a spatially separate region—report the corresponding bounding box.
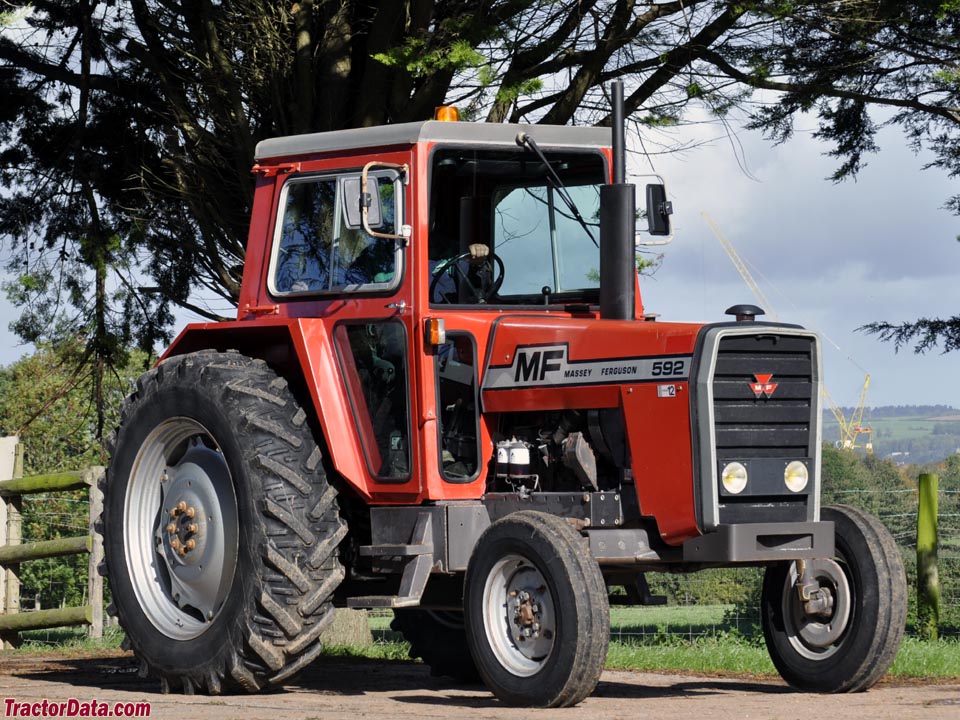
[480,315,703,410]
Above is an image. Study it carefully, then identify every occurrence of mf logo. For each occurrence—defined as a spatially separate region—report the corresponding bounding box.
[514,348,565,383]
[749,373,778,398]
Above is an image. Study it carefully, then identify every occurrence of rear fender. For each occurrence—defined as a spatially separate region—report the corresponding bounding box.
[161,319,374,499]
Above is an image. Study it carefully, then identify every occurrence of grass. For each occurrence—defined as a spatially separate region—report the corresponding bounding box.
[6,608,958,680]
[12,626,125,655]
[889,637,960,678]
[606,636,960,679]
[359,605,960,680]
[609,604,732,628]
[345,634,960,681]
[606,636,775,676]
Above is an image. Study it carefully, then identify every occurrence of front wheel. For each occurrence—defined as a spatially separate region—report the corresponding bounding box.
[463,511,609,707]
[104,351,347,693]
[761,504,907,693]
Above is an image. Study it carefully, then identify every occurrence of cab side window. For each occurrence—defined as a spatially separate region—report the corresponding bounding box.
[274,179,337,293]
[335,321,410,481]
[271,173,400,295]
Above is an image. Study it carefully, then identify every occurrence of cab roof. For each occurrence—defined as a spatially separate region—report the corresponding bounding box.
[254,120,612,162]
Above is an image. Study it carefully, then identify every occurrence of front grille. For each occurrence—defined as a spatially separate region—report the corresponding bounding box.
[713,334,816,461]
[711,333,817,526]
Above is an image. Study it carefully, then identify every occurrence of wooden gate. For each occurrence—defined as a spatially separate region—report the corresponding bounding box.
[0,437,104,649]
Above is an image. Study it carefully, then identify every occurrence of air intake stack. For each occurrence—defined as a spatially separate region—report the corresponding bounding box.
[599,81,636,320]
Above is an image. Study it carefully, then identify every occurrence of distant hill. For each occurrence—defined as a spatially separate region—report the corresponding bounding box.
[822,405,960,464]
[825,404,960,419]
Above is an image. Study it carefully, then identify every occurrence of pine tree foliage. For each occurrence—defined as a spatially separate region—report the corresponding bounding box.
[1,1,958,351]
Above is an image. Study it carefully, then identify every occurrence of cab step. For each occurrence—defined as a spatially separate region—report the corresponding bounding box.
[347,512,434,609]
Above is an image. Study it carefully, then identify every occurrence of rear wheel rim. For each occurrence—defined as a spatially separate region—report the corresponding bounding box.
[124,417,239,640]
[481,553,555,677]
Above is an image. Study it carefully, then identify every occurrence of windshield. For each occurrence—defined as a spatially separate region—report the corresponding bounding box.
[429,148,605,305]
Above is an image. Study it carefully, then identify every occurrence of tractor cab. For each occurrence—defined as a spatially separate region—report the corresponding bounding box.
[235,116,664,505]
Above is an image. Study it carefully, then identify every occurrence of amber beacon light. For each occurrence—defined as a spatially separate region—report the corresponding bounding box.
[434,105,460,122]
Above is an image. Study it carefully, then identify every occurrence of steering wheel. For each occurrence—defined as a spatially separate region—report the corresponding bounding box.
[430,251,505,304]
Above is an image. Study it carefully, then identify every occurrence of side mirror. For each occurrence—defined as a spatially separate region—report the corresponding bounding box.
[341,175,383,230]
[645,183,673,236]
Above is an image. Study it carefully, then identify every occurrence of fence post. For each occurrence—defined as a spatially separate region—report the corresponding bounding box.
[917,472,940,641]
[0,437,21,650]
[86,467,104,639]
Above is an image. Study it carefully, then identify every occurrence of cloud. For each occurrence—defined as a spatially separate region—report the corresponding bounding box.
[636,115,960,407]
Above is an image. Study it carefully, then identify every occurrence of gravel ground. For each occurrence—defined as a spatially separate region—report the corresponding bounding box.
[0,652,957,720]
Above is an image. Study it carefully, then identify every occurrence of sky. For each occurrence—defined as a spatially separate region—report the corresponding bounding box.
[629,111,959,411]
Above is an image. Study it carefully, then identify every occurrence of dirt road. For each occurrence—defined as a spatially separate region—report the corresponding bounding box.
[0,652,956,720]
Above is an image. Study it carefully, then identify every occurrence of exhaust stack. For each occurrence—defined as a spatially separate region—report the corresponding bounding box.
[599,81,636,321]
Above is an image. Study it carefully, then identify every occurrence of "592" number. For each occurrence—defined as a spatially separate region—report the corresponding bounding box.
[651,360,686,377]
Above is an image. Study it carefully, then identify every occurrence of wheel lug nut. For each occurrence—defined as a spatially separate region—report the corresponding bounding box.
[188,523,199,534]
[166,523,177,534]
[185,506,196,519]
[169,507,179,518]
[170,538,181,550]
[185,539,196,550]
[177,501,187,513]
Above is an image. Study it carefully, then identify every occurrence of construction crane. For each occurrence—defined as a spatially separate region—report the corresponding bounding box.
[823,378,873,452]
[703,213,779,322]
[701,212,873,453]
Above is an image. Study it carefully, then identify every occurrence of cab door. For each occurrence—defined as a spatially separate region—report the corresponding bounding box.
[259,152,422,501]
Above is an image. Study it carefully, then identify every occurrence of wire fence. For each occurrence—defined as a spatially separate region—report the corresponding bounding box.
[14,490,96,643]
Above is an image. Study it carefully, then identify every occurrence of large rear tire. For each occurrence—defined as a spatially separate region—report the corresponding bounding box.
[761,504,907,693]
[463,511,609,707]
[103,351,347,693]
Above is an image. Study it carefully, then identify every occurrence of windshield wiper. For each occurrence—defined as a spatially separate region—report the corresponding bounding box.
[516,132,598,247]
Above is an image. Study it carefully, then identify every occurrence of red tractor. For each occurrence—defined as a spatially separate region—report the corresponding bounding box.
[102,84,906,707]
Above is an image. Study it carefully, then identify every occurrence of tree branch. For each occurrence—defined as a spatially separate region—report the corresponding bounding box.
[698,47,960,126]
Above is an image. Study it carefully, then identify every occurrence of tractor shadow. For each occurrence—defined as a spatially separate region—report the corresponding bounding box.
[390,677,791,708]
[6,654,156,693]
[8,654,792,707]
[9,653,467,697]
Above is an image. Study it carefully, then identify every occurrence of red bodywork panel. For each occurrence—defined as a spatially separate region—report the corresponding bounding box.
[163,131,707,547]
[480,316,703,544]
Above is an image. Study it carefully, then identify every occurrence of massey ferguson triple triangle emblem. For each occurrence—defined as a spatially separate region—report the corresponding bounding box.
[750,373,778,398]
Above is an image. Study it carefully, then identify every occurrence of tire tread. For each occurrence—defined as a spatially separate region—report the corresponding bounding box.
[762,503,906,693]
[104,351,347,694]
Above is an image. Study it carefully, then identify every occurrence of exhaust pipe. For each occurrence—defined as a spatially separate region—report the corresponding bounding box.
[599,81,636,321]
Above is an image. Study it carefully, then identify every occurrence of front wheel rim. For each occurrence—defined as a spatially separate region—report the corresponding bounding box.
[481,553,556,677]
[780,558,852,660]
[124,417,239,640]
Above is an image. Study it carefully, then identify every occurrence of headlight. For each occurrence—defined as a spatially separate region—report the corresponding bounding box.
[721,462,748,494]
[784,461,809,492]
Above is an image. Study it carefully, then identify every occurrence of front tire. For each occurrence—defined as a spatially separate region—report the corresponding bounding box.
[104,351,347,693]
[463,511,609,707]
[761,504,907,693]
